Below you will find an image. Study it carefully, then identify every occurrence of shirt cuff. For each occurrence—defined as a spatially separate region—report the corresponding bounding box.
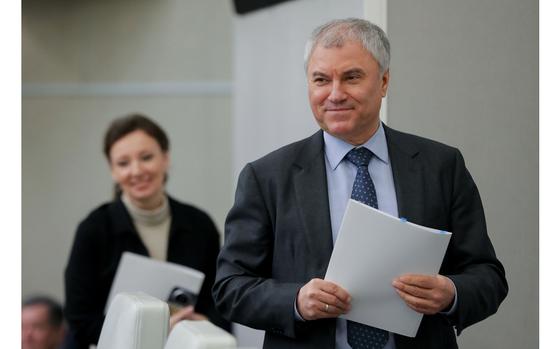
[294,299,305,322]
[440,278,458,315]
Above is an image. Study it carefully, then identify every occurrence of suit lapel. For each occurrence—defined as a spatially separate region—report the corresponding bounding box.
[290,127,425,277]
[293,131,334,277]
[384,125,425,225]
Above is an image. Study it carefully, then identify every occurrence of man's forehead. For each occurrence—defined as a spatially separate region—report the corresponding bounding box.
[313,39,365,52]
[307,42,378,73]
[23,304,50,317]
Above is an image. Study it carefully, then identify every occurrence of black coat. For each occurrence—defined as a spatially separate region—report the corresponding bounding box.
[213,126,508,349]
[64,196,229,349]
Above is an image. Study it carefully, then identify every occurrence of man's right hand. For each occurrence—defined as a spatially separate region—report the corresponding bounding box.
[296,278,352,320]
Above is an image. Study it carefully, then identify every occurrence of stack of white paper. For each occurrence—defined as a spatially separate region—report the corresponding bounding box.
[325,199,452,337]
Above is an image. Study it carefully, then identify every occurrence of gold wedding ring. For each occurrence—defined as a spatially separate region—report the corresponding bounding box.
[324,303,329,312]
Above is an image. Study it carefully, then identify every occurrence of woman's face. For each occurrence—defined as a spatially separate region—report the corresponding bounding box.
[109,130,169,209]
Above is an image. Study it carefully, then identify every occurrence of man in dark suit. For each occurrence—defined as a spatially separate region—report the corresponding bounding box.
[213,18,507,349]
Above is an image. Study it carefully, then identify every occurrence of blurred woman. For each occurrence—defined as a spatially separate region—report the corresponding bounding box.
[64,114,228,348]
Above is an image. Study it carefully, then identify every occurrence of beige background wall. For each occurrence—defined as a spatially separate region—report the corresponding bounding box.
[387,0,538,347]
[22,0,234,302]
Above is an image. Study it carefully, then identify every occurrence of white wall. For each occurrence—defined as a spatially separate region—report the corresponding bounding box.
[386,0,538,347]
[22,0,234,302]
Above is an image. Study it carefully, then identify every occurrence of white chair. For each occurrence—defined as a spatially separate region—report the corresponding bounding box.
[97,292,170,349]
[164,320,236,349]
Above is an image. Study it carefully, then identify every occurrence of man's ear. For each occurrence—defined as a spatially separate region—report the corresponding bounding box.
[381,69,390,97]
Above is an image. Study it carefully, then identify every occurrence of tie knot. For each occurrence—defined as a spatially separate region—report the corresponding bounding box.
[346,147,374,167]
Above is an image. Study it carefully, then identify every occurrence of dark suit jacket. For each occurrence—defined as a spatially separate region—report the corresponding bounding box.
[64,196,230,349]
[213,126,508,349]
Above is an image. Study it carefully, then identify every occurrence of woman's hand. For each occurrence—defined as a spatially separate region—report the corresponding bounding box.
[169,306,208,329]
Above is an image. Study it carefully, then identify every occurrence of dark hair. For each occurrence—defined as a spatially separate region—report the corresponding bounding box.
[103,113,170,160]
[22,296,64,328]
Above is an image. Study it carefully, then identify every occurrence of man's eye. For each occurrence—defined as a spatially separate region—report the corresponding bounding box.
[314,78,328,85]
[117,161,128,167]
[141,154,154,161]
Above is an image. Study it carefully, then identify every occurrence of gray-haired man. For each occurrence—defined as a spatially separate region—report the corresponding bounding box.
[213,18,507,349]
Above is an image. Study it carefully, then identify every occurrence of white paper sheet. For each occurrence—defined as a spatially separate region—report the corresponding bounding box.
[105,252,205,313]
[324,199,452,337]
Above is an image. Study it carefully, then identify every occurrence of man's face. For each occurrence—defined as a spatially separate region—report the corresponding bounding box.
[307,41,389,145]
[22,305,62,349]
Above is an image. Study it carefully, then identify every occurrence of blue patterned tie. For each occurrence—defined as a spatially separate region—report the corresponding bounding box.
[345,147,389,349]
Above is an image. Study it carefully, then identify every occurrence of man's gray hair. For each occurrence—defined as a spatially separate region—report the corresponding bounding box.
[304,18,390,74]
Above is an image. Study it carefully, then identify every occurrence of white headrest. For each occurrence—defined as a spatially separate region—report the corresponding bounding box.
[164,320,236,349]
[97,292,169,349]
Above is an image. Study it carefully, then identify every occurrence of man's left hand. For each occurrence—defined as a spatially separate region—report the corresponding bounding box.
[392,274,455,315]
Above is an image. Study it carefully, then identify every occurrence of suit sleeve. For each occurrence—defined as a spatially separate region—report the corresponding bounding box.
[212,164,304,339]
[444,149,508,334]
[64,219,105,348]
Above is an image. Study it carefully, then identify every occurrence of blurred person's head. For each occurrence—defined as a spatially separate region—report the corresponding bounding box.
[104,114,170,210]
[22,296,64,349]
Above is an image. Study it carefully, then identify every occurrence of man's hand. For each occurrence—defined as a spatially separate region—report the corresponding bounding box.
[392,274,455,315]
[296,278,352,320]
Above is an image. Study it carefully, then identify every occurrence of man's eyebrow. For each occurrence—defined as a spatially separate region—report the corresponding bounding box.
[311,71,329,78]
[342,68,366,76]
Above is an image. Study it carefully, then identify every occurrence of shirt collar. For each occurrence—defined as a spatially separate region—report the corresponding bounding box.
[323,122,390,170]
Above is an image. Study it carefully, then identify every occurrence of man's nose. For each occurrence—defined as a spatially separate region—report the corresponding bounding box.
[327,81,347,103]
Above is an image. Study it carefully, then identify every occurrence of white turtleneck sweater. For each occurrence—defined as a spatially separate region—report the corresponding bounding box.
[122,194,171,261]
